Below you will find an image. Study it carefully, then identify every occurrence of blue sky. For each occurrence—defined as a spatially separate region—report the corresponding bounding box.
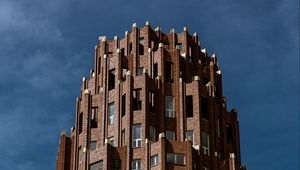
[0,0,298,170]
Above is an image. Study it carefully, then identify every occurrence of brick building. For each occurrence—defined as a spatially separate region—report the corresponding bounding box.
[56,22,246,170]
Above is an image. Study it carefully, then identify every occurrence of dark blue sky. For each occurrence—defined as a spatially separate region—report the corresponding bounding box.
[0,0,298,169]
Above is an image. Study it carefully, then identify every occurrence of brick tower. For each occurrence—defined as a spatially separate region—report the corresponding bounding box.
[56,22,246,170]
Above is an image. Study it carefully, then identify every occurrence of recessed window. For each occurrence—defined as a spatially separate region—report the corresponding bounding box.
[90,141,97,152]
[153,63,158,79]
[108,69,115,91]
[91,107,98,128]
[132,124,141,148]
[166,131,175,141]
[139,37,144,55]
[121,130,125,147]
[149,91,155,113]
[150,154,159,167]
[89,160,103,170]
[201,131,209,156]
[165,96,175,118]
[112,159,121,170]
[186,130,194,144]
[186,95,193,117]
[165,62,174,83]
[122,94,126,117]
[133,89,142,111]
[176,43,183,50]
[166,153,185,165]
[108,102,115,125]
[78,112,83,134]
[138,67,144,76]
[201,97,209,120]
[132,159,141,170]
[149,126,156,141]
[227,123,233,144]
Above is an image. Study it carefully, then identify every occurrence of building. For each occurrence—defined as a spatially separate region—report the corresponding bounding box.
[56,21,246,170]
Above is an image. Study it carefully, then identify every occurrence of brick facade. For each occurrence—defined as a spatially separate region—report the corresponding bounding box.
[56,22,246,170]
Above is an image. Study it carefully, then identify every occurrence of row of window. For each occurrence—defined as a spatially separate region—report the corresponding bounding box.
[88,153,184,170]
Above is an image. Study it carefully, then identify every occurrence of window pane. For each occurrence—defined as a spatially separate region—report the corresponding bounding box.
[132,124,141,147]
[176,154,185,165]
[150,155,159,166]
[90,141,97,151]
[166,131,175,141]
[109,102,114,125]
[90,160,103,170]
[186,131,194,144]
[132,159,141,170]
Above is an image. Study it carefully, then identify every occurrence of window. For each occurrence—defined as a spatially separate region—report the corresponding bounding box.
[165,96,175,118]
[112,159,121,170]
[217,119,220,138]
[90,141,97,152]
[139,37,144,55]
[149,126,156,141]
[121,130,125,147]
[202,167,209,170]
[132,124,141,148]
[132,159,141,170]
[108,102,115,125]
[176,43,182,50]
[129,43,132,54]
[201,131,209,156]
[122,94,126,117]
[227,123,233,144]
[121,48,125,57]
[133,89,142,111]
[166,131,175,141]
[153,63,158,78]
[108,136,115,146]
[165,62,174,83]
[166,153,185,165]
[138,67,144,76]
[186,130,194,144]
[201,97,209,120]
[109,69,115,91]
[90,160,103,170]
[91,107,98,128]
[149,91,155,113]
[186,95,193,117]
[150,155,159,167]
[79,112,83,134]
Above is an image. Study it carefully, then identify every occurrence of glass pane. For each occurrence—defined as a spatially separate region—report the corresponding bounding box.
[176,154,185,165]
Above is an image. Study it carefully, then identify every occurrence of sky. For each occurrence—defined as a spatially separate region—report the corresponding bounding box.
[0,0,298,170]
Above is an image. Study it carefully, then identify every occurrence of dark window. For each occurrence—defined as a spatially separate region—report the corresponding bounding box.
[139,37,144,55]
[121,48,125,56]
[186,95,193,117]
[201,97,209,120]
[112,159,121,170]
[153,63,158,78]
[129,43,132,54]
[79,112,83,134]
[165,62,174,83]
[121,130,125,147]
[149,91,155,113]
[227,123,233,144]
[108,69,115,91]
[122,94,126,117]
[91,107,98,128]
[133,89,142,111]
[138,67,144,76]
